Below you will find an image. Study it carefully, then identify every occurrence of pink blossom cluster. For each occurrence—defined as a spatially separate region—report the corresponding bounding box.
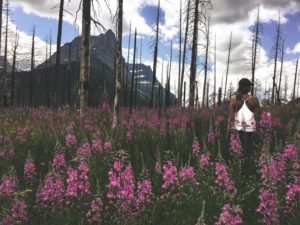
[215,162,234,192]
[104,140,112,151]
[77,143,92,159]
[65,133,77,148]
[1,200,28,225]
[283,144,299,171]
[107,161,137,215]
[208,131,218,143]
[100,101,110,112]
[66,169,78,197]
[52,153,66,171]
[260,112,272,131]
[137,179,153,207]
[285,178,300,214]
[214,204,243,225]
[192,139,201,155]
[179,167,197,184]
[0,176,17,198]
[257,188,279,225]
[36,174,65,211]
[199,153,211,169]
[86,197,103,223]
[91,139,103,154]
[229,133,242,156]
[162,160,178,190]
[272,118,282,129]
[24,161,36,180]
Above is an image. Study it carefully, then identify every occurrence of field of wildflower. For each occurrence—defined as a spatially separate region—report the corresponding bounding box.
[0,103,299,225]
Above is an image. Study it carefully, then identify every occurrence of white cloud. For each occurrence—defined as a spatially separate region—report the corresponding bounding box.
[287,42,300,54]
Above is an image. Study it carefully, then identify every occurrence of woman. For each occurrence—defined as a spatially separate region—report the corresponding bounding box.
[227,78,261,178]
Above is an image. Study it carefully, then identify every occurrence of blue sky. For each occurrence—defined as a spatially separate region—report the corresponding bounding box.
[7,0,300,98]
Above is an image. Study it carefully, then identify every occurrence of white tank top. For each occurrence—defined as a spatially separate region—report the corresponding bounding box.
[234,96,256,132]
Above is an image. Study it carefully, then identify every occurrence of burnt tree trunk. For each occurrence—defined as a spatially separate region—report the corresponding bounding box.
[130,28,137,115]
[223,32,232,102]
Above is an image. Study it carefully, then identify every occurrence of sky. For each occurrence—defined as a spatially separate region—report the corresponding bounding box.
[5,0,300,101]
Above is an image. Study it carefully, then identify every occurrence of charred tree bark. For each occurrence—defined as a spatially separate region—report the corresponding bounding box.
[223,32,232,102]
[79,0,91,117]
[202,17,210,108]
[251,5,260,95]
[125,22,131,107]
[177,0,182,106]
[113,0,123,128]
[150,0,160,108]
[179,0,191,107]
[271,14,281,105]
[45,37,51,107]
[30,26,35,106]
[292,59,298,100]
[55,0,64,106]
[0,0,3,56]
[130,28,137,115]
[189,0,200,108]
[11,31,19,106]
[166,41,173,108]
[277,41,284,104]
[213,34,217,106]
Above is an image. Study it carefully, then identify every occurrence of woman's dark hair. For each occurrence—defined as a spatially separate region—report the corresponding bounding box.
[236,78,253,100]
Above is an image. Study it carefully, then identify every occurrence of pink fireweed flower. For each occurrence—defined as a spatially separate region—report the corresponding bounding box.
[179,167,196,184]
[104,140,112,152]
[229,133,242,156]
[214,204,243,225]
[285,180,300,214]
[0,176,17,198]
[86,197,103,223]
[162,160,178,190]
[107,161,137,215]
[260,112,272,131]
[199,153,211,169]
[66,169,78,197]
[1,200,28,225]
[283,144,299,171]
[126,131,132,141]
[52,153,66,171]
[137,179,152,207]
[77,143,92,159]
[24,161,36,180]
[215,162,235,192]
[91,139,103,154]
[257,188,279,225]
[272,118,282,129]
[100,101,110,112]
[208,131,218,144]
[78,161,91,197]
[192,139,201,155]
[36,174,65,211]
[65,133,77,148]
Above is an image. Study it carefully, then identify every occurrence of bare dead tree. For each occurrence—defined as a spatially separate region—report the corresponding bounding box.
[223,32,232,102]
[3,0,8,74]
[166,40,173,108]
[213,34,216,106]
[135,34,143,108]
[54,0,64,106]
[189,0,200,108]
[277,40,284,104]
[271,13,281,104]
[10,30,18,106]
[251,4,262,95]
[29,26,35,106]
[124,22,131,106]
[45,36,51,107]
[0,0,3,56]
[150,0,160,108]
[129,28,137,115]
[177,0,182,106]
[113,0,123,128]
[179,0,191,107]
[79,0,91,117]
[202,17,210,108]
[292,59,298,100]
